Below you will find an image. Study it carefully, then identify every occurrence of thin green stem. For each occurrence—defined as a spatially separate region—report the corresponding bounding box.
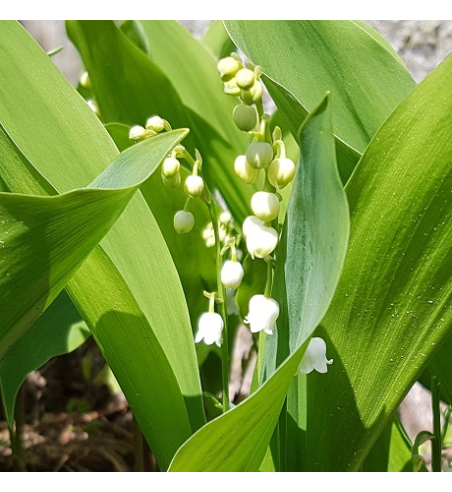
[431,376,442,472]
[10,384,26,472]
[208,203,230,412]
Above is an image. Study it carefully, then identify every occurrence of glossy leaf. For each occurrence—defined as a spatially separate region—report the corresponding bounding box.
[0,21,204,469]
[225,20,415,155]
[300,54,452,471]
[170,95,349,471]
[0,292,90,423]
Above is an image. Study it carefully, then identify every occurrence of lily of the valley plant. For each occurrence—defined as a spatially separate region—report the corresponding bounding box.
[0,20,451,472]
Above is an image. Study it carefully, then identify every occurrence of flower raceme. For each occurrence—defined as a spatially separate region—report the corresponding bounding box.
[244,294,279,335]
[195,312,224,347]
[298,337,333,374]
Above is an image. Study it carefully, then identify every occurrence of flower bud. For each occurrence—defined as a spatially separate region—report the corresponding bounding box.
[184,175,204,198]
[244,295,279,335]
[79,71,91,89]
[243,216,278,259]
[217,57,241,81]
[298,338,333,374]
[251,191,280,221]
[236,68,256,90]
[246,141,274,169]
[221,260,245,290]
[223,79,241,97]
[174,210,195,234]
[241,80,263,105]
[234,155,259,185]
[233,104,258,132]
[146,115,165,133]
[161,173,181,189]
[268,157,296,189]
[195,312,224,347]
[219,211,232,224]
[129,125,146,140]
[162,157,180,178]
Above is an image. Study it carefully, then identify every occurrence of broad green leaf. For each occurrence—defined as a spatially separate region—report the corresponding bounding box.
[0,129,185,359]
[363,417,415,472]
[170,95,349,471]
[67,20,253,224]
[0,21,204,469]
[202,20,236,60]
[0,292,90,423]
[300,54,452,471]
[224,20,416,153]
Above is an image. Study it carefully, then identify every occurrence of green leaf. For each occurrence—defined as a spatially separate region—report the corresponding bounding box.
[0,129,186,359]
[363,417,416,472]
[300,54,452,471]
[202,20,236,60]
[0,21,204,469]
[67,20,253,224]
[224,20,416,154]
[0,291,90,423]
[170,95,349,471]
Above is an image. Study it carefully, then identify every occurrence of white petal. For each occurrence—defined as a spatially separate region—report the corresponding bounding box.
[298,337,333,375]
[196,312,224,346]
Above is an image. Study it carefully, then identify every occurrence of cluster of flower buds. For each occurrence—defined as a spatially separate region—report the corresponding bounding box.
[202,211,233,248]
[129,115,172,142]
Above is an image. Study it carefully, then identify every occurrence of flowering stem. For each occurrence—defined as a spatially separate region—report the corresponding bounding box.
[431,376,442,472]
[207,202,230,413]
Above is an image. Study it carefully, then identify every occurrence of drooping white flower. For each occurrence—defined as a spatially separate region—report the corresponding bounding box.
[251,191,280,221]
[298,337,333,374]
[244,294,279,335]
[184,175,204,198]
[268,157,296,189]
[195,312,224,347]
[242,215,278,259]
[221,260,244,290]
[129,125,146,140]
[146,115,165,133]
[174,210,195,234]
[234,155,259,185]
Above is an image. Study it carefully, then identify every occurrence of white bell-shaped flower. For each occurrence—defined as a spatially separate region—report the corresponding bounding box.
[129,125,146,140]
[251,191,280,221]
[244,294,279,335]
[234,155,259,184]
[268,157,296,189]
[243,215,278,259]
[221,260,244,290]
[161,157,180,178]
[184,175,204,198]
[174,210,195,234]
[298,337,333,374]
[146,115,165,133]
[195,312,224,347]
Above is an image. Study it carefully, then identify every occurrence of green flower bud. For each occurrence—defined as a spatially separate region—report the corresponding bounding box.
[251,191,280,221]
[268,157,296,189]
[234,155,259,184]
[162,157,180,178]
[241,80,263,105]
[233,104,258,132]
[161,172,181,188]
[184,174,205,197]
[129,125,146,140]
[146,115,165,133]
[217,56,241,81]
[223,78,241,97]
[174,210,195,234]
[246,141,274,169]
[235,68,256,90]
